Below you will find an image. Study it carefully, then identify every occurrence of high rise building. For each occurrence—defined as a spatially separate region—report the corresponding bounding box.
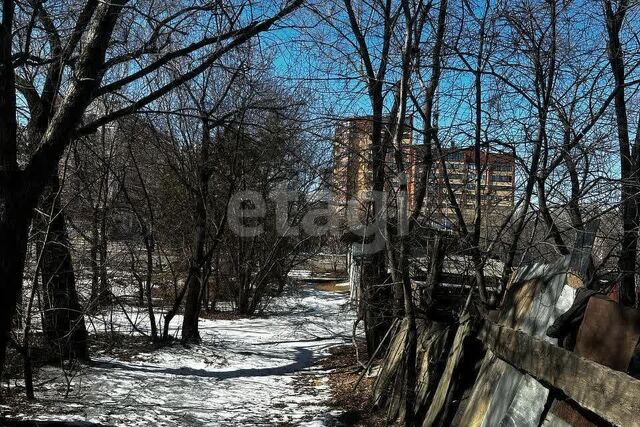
[332,117,516,230]
[423,145,515,228]
[332,116,414,214]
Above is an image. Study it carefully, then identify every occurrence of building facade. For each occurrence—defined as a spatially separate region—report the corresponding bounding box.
[332,117,516,231]
[425,146,515,228]
[332,116,414,215]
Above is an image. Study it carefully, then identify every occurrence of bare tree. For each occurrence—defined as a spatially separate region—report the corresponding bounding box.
[0,0,303,379]
[602,0,639,306]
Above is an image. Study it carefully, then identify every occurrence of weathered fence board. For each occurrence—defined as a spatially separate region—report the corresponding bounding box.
[421,319,470,427]
[373,319,408,407]
[480,321,640,427]
[455,351,508,427]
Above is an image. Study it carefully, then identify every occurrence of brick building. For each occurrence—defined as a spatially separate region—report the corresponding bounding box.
[332,117,515,229]
[424,145,515,227]
[332,116,414,211]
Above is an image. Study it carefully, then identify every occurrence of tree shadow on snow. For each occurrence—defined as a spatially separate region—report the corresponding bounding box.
[89,347,314,380]
[0,421,105,427]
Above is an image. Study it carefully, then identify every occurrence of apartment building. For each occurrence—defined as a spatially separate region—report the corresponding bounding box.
[425,146,515,227]
[332,117,515,230]
[332,116,414,212]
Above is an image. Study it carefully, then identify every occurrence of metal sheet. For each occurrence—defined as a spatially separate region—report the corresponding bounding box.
[575,295,640,371]
[477,260,576,427]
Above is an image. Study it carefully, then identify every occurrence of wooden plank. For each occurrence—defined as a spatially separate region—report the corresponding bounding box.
[455,352,507,427]
[549,398,603,427]
[414,322,450,418]
[452,262,576,426]
[483,364,549,427]
[422,319,470,427]
[480,321,640,427]
[482,265,575,426]
[499,279,539,329]
[373,319,408,406]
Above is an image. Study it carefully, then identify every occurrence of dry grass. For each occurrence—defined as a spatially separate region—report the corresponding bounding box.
[314,281,350,293]
[319,342,389,426]
[89,332,156,361]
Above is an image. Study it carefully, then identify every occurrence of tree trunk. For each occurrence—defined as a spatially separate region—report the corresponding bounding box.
[561,125,584,232]
[536,177,569,255]
[236,264,251,315]
[181,119,212,344]
[181,261,205,343]
[399,214,418,426]
[89,210,109,307]
[99,208,109,303]
[162,272,190,341]
[361,255,390,355]
[89,216,101,305]
[144,235,158,342]
[38,173,89,360]
[604,0,637,306]
[0,177,33,380]
[360,97,393,354]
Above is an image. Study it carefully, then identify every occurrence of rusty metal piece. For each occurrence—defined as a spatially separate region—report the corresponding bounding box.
[574,295,640,372]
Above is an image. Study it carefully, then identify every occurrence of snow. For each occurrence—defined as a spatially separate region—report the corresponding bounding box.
[3,287,356,426]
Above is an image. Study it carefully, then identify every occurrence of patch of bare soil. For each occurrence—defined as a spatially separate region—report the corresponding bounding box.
[89,332,155,361]
[318,341,388,426]
[315,282,350,293]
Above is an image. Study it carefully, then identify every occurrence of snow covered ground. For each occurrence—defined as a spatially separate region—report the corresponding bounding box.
[1,287,355,426]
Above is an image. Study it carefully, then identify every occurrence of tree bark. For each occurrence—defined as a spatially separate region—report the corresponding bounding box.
[90,216,101,304]
[99,208,109,303]
[38,172,89,360]
[89,206,109,307]
[342,0,398,354]
[561,123,584,232]
[0,0,22,381]
[0,178,32,380]
[144,234,158,342]
[181,221,207,343]
[181,119,212,344]
[603,0,637,306]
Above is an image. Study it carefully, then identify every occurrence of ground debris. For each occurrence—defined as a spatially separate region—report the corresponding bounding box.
[314,341,389,426]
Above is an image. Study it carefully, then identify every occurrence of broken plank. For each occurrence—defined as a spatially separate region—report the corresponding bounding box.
[480,321,640,427]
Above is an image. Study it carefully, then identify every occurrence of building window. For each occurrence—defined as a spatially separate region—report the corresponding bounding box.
[492,164,512,172]
[447,152,464,161]
[493,185,510,191]
[491,174,512,182]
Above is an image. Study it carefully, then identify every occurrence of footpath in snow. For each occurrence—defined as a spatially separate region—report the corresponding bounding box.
[1,286,355,426]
